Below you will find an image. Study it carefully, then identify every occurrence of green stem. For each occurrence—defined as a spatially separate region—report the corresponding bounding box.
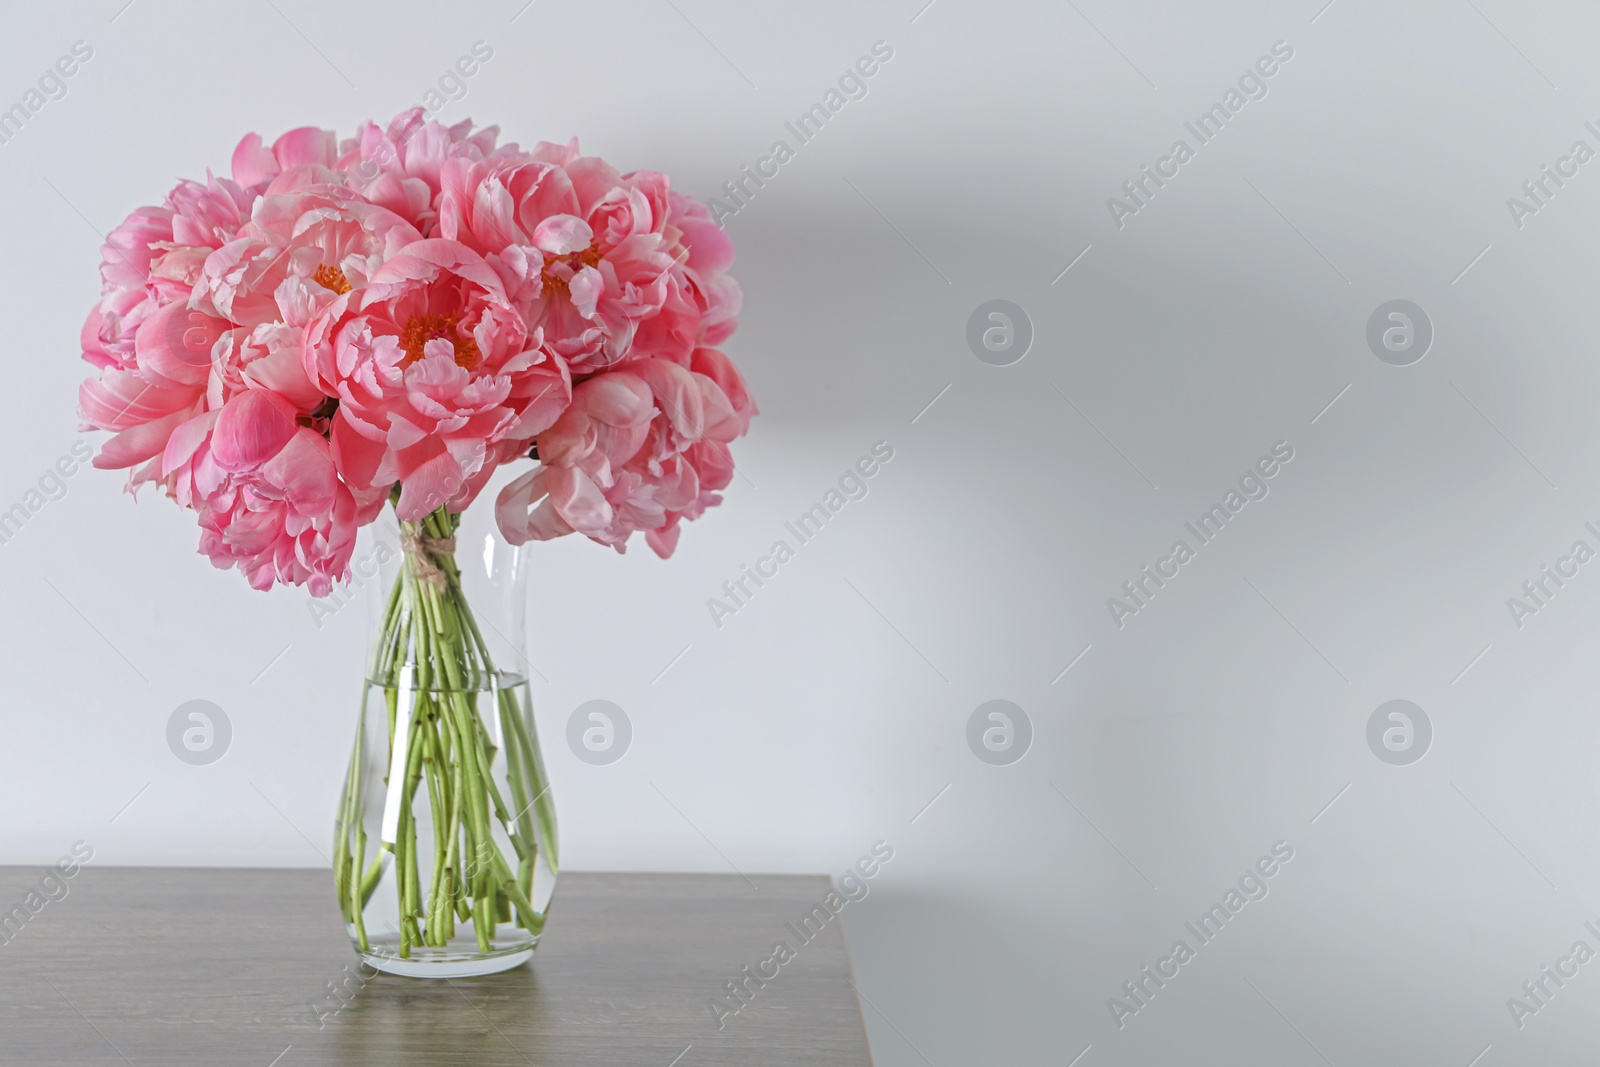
[461,606,556,879]
[421,714,448,947]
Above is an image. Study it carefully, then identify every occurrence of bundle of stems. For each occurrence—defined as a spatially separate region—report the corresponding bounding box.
[333,504,556,959]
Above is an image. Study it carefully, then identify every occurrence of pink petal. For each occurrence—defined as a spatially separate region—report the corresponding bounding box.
[532,214,593,255]
[581,371,653,428]
[331,411,388,490]
[678,214,735,274]
[645,520,681,559]
[369,238,504,295]
[395,449,463,520]
[135,302,226,387]
[231,132,277,187]
[633,359,704,439]
[568,265,602,319]
[161,410,218,476]
[495,467,551,545]
[211,390,298,472]
[547,465,613,535]
[260,429,338,515]
[273,126,336,170]
[507,361,571,439]
[79,370,194,431]
[93,409,191,469]
[472,176,522,251]
[694,374,740,442]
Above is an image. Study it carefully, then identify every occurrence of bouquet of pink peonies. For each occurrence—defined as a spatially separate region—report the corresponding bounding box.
[80,107,753,593]
[78,110,754,972]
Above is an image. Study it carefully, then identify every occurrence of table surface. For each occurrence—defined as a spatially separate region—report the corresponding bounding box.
[0,866,875,1066]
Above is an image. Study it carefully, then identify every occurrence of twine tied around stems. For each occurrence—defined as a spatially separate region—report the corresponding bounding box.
[400,527,456,591]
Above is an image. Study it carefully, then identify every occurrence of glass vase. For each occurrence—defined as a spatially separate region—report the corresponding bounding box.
[333,500,558,977]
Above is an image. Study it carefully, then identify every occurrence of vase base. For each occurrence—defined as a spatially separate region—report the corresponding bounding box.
[358,946,535,978]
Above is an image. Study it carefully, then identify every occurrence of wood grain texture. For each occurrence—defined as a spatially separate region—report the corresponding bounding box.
[0,867,874,1066]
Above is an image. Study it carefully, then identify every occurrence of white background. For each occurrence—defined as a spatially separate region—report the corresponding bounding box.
[6,0,1600,1063]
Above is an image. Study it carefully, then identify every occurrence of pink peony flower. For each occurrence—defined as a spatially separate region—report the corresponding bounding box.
[666,190,741,349]
[79,292,232,478]
[196,427,361,596]
[159,394,367,595]
[79,173,261,488]
[438,143,737,375]
[197,175,423,338]
[304,238,570,520]
[495,348,754,556]
[336,109,509,235]
[192,177,426,432]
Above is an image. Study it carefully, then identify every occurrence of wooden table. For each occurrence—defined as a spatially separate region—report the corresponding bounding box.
[0,867,875,1066]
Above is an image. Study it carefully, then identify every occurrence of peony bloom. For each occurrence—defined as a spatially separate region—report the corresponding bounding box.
[304,238,570,520]
[79,304,215,453]
[439,143,732,374]
[195,177,426,425]
[197,427,361,597]
[496,350,754,556]
[80,285,232,484]
[644,346,756,556]
[158,393,365,595]
[666,190,741,349]
[197,175,423,338]
[336,109,509,235]
[79,174,259,487]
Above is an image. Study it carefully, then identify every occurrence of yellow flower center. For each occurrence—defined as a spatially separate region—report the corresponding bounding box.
[312,264,353,295]
[400,313,479,370]
[540,242,603,296]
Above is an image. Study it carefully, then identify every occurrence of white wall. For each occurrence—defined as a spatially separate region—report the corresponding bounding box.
[5,0,1600,1062]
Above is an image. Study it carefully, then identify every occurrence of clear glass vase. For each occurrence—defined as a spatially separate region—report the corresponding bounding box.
[333,501,558,977]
